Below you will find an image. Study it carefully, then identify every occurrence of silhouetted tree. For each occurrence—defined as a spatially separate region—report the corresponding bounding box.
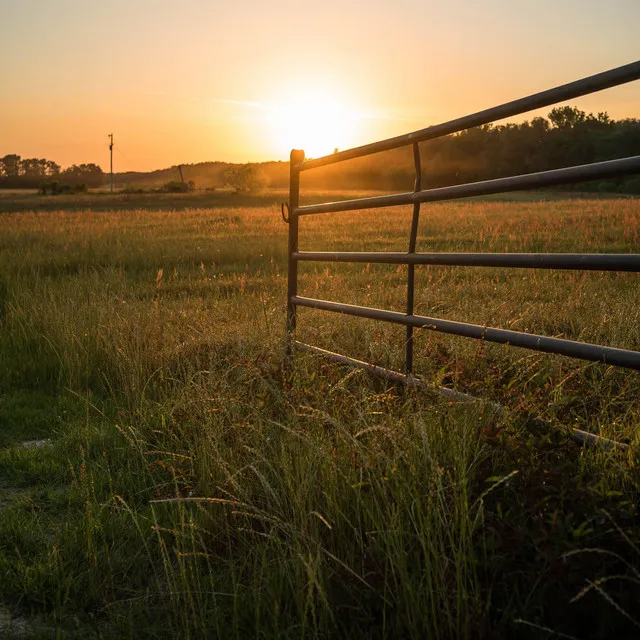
[62,163,104,187]
[0,154,21,178]
[224,164,265,192]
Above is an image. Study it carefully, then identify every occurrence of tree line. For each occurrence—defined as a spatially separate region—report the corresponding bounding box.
[0,154,104,189]
[421,106,640,191]
[296,107,640,194]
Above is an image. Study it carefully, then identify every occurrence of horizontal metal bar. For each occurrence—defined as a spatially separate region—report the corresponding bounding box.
[292,296,640,371]
[296,156,640,216]
[299,60,640,171]
[293,252,640,271]
[295,341,499,406]
[570,428,628,450]
[295,342,628,450]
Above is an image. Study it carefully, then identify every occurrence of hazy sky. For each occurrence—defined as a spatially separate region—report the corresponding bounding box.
[1,0,639,171]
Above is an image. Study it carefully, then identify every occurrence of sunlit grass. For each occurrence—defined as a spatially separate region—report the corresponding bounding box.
[0,196,638,638]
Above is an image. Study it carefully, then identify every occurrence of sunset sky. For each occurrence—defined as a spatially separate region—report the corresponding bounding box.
[1,0,639,172]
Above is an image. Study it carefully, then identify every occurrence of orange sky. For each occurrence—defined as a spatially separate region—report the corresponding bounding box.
[1,0,639,172]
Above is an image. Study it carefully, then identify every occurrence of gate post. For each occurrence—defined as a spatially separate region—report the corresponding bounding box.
[405,143,422,374]
[286,149,305,361]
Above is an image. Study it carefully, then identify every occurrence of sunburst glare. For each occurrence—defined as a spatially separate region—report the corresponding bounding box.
[267,90,363,159]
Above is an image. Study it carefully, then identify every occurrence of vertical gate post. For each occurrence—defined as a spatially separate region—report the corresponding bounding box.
[405,143,422,374]
[286,149,305,361]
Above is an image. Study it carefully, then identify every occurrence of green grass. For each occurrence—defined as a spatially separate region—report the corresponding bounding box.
[0,192,638,638]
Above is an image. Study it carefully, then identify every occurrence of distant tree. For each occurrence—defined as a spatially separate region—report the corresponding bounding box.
[0,154,21,178]
[62,163,104,187]
[223,164,265,192]
[45,160,61,176]
[20,158,45,178]
[548,106,587,130]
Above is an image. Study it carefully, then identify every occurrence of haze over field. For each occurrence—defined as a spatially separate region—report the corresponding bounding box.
[1,0,639,171]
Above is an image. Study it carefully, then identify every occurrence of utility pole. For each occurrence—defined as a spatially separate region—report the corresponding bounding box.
[109,133,114,193]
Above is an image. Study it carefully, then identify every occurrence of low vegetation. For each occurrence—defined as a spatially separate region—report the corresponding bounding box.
[39,182,88,195]
[0,191,638,638]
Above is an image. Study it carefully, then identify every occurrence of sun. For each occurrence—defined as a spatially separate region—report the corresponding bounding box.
[268,91,361,159]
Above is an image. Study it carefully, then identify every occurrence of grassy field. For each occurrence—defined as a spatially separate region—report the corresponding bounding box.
[0,191,639,638]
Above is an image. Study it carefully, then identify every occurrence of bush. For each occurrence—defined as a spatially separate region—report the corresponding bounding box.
[40,181,84,195]
[39,181,60,195]
[162,181,189,193]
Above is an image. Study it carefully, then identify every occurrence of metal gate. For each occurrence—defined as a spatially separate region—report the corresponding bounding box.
[283,61,640,390]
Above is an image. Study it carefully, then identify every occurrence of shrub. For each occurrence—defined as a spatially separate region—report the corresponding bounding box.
[162,181,189,193]
[39,181,74,195]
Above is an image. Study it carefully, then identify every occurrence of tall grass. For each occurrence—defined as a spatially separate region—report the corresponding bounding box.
[0,196,638,638]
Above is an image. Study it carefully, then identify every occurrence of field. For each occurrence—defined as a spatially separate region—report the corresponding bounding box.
[0,190,639,638]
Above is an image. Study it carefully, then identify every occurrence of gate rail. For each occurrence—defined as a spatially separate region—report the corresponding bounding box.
[284,60,640,382]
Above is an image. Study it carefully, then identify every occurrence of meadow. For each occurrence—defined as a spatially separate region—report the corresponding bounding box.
[0,190,639,638]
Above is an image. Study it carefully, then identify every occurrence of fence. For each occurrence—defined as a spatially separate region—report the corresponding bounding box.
[283,60,640,393]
